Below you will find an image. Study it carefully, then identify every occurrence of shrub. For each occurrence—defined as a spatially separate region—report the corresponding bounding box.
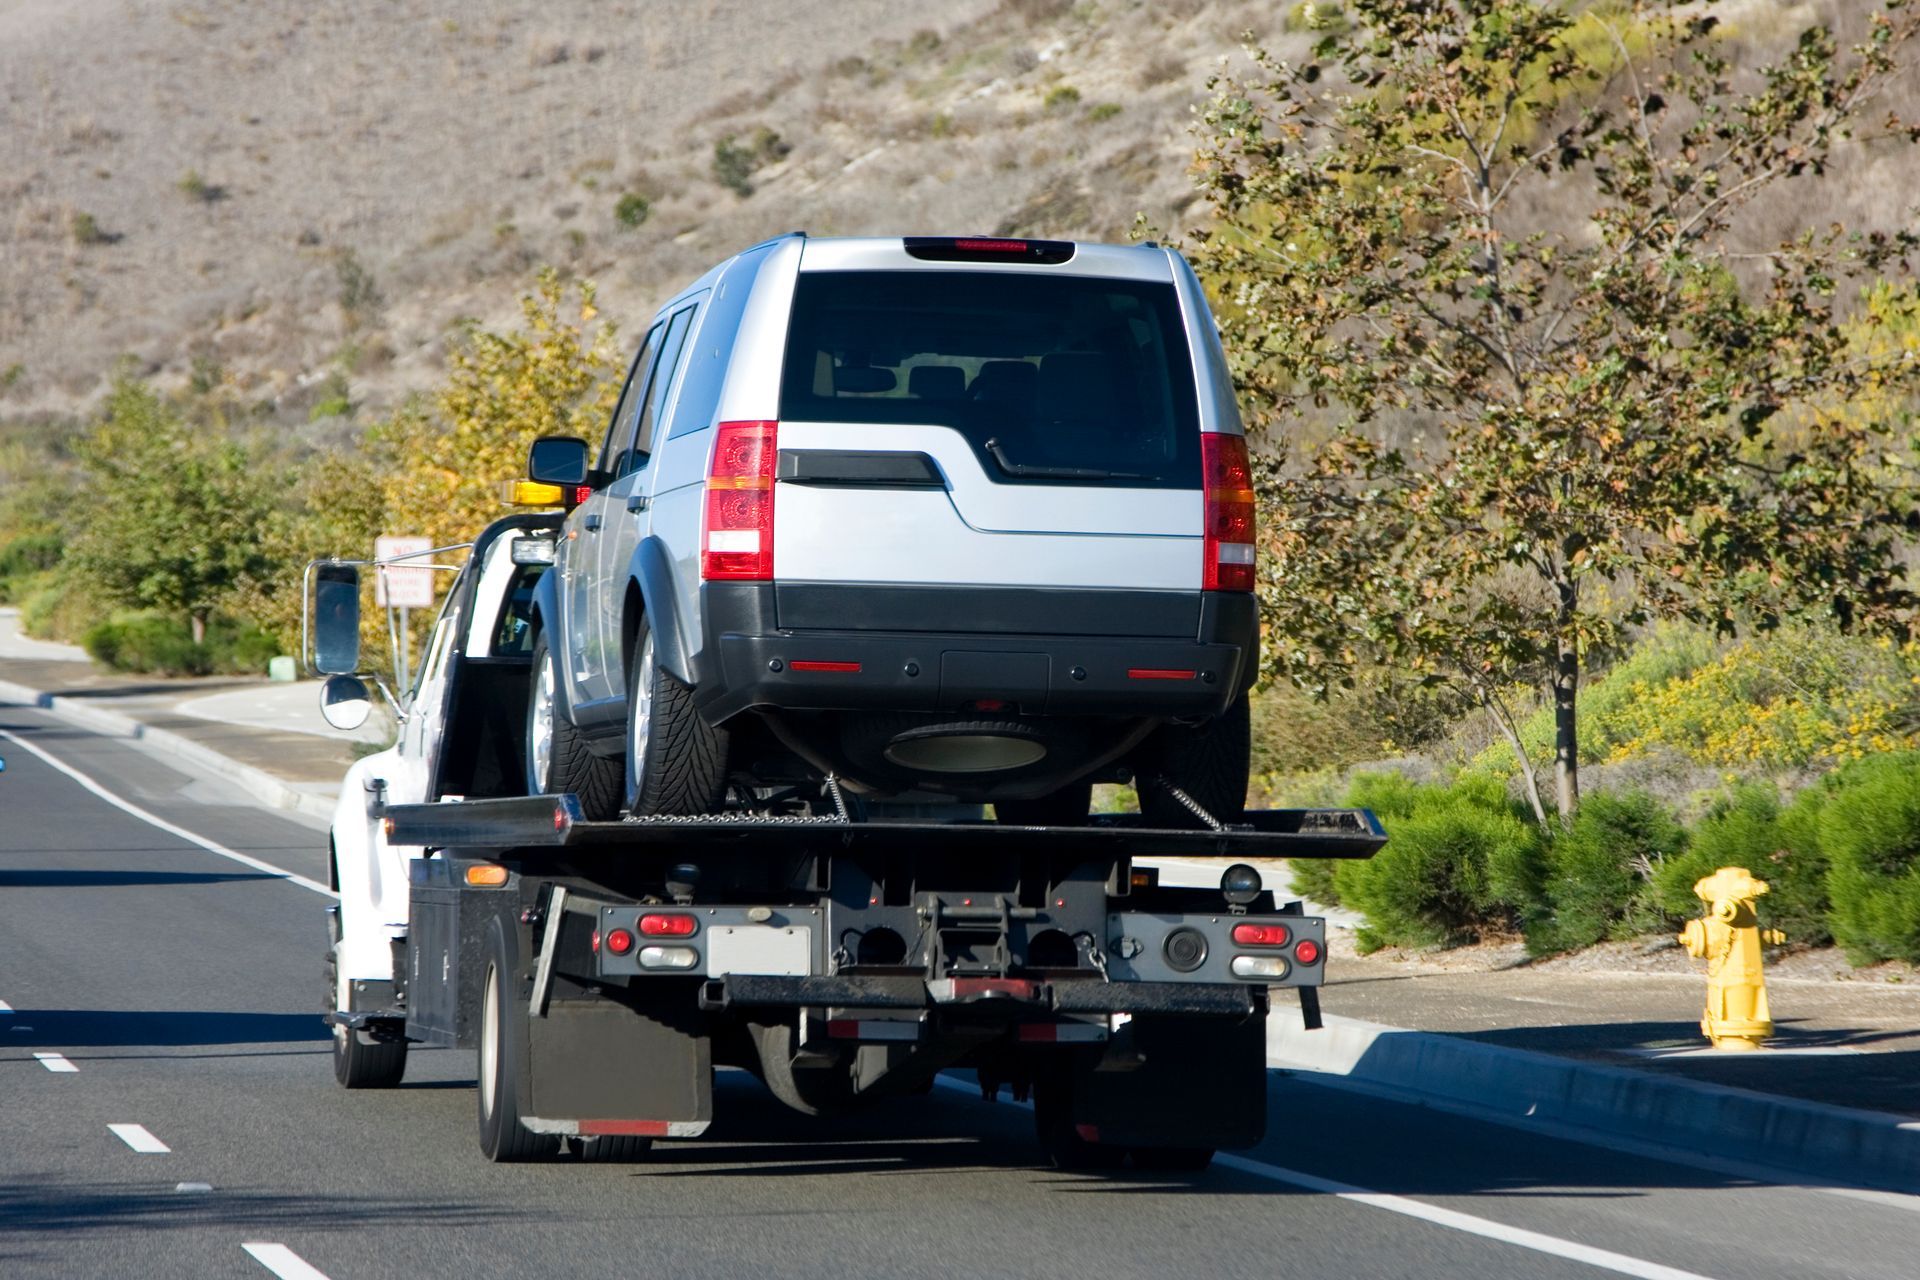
[1528,791,1685,955]
[1817,752,1920,964]
[613,192,650,229]
[1332,774,1544,950]
[0,533,62,601]
[1648,782,1831,944]
[20,574,102,643]
[71,210,108,245]
[1043,84,1081,111]
[203,616,280,674]
[1087,102,1123,122]
[712,128,789,197]
[84,614,208,676]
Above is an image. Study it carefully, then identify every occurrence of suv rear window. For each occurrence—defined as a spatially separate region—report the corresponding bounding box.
[779,270,1201,488]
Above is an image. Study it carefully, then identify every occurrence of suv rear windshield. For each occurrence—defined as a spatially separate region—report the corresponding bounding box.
[779,270,1201,488]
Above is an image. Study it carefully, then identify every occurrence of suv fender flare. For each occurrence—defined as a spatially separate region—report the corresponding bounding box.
[526,568,580,725]
[623,537,699,688]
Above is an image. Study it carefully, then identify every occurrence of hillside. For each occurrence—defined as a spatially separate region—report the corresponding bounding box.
[0,0,1275,430]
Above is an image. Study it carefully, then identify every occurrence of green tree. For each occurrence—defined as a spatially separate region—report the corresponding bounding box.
[1189,0,1920,823]
[69,377,282,643]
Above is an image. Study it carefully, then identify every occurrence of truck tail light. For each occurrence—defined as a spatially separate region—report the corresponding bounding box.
[1231,922,1291,947]
[1201,432,1256,592]
[701,420,777,581]
[1294,938,1321,965]
[639,913,697,938]
[604,928,636,956]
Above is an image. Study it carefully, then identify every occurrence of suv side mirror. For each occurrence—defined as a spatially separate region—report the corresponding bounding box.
[528,436,590,486]
[310,562,362,675]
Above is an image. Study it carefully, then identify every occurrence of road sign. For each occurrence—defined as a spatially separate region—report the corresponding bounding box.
[374,535,435,609]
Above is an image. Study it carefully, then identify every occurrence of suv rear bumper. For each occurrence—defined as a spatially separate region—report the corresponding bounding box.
[693,583,1256,725]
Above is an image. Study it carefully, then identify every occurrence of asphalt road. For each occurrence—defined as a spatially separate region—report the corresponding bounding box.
[3,703,1918,1280]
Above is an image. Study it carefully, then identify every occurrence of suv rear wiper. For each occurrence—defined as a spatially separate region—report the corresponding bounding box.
[982,437,1146,481]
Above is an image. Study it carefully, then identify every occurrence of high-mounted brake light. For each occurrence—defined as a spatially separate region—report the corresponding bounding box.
[701,421,778,581]
[903,236,1075,265]
[1202,433,1256,592]
[639,913,697,938]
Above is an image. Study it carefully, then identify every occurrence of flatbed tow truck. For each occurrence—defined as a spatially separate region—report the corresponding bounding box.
[312,511,1386,1171]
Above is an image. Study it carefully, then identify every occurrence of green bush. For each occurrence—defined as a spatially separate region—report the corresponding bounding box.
[0,533,62,601]
[19,573,102,643]
[204,616,280,673]
[1817,752,1920,964]
[1528,791,1685,955]
[84,614,208,675]
[1332,775,1544,951]
[613,192,650,229]
[1647,782,1831,944]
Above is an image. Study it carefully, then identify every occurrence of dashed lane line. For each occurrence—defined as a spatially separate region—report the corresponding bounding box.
[0,727,335,899]
[33,1052,77,1073]
[108,1123,170,1153]
[242,1242,333,1280]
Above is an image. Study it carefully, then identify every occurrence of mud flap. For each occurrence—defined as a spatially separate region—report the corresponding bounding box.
[527,995,712,1130]
[1072,1013,1266,1150]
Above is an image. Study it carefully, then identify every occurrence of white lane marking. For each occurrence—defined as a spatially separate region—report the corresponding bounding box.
[33,1052,77,1072]
[932,1076,1719,1280]
[0,998,12,1013]
[108,1123,170,1153]
[175,1181,213,1194]
[1211,1153,1718,1280]
[242,1243,332,1280]
[0,728,335,899]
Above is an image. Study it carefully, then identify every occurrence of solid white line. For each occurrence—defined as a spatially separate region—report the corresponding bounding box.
[0,998,12,1013]
[1211,1153,1718,1280]
[931,1075,1719,1280]
[242,1243,332,1280]
[108,1123,170,1153]
[33,1052,77,1073]
[0,728,335,898]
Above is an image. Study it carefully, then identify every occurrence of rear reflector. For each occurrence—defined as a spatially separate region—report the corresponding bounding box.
[1293,939,1322,965]
[1231,922,1291,947]
[639,913,697,937]
[789,660,861,673]
[604,928,635,956]
[464,864,509,887]
[1128,668,1197,681]
[903,235,1074,264]
[701,421,778,580]
[1202,433,1257,592]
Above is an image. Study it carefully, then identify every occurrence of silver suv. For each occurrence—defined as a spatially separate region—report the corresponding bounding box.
[524,234,1257,825]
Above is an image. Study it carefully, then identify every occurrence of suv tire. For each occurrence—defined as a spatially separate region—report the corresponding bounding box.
[525,631,621,819]
[1136,693,1250,828]
[625,620,729,817]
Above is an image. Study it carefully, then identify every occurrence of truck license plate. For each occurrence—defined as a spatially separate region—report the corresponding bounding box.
[706,926,812,977]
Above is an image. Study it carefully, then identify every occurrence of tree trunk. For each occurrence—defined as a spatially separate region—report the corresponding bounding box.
[1481,687,1550,829]
[1552,579,1579,821]
[190,613,206,646]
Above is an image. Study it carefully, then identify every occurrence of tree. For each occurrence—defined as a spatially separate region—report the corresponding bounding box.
[1189,0,1920,823]
[68,377,283,643]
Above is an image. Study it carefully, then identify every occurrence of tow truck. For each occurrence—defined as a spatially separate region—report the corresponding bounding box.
[308,499,1384,1170]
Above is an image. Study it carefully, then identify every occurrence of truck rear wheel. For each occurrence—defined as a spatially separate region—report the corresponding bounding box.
[1032,1072,1125,1171]
[625,621,729,817]
[1136,694,1250,828]
[526,632,621,819]
[477,917,556,1163]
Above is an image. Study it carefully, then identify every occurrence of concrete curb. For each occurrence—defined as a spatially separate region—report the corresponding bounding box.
[0,677,339,822]
[1270,1013,1920,1194]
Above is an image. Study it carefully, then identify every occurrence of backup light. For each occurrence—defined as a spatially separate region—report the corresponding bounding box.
[1201,433,1256,592]
[1231,955,1290,980]
[639,945,699,970]
[701,421,777,581]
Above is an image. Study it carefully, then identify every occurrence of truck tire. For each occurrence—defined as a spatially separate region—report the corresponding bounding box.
[1032,1072,1125,1171]
[1136,694,1250,828]
[625,620,729,817]
[326,946,407,1089]
[994,782,1093,827]
[525,631,621,820]
[571,1134,653,1163]
[477,917,556,1162]
[1129,1145,1215,1172]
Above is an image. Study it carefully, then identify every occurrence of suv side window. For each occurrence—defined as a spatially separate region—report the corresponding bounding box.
[630,304,696,463]
[601,323,663,474]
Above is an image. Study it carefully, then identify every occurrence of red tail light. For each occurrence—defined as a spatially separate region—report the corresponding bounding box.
[604,928,636,956]
[1232,922,1292,947]
[1293,938,1321,965]
[639,913,697,938]
[701,421,778,581]
[1202,433,1256,592]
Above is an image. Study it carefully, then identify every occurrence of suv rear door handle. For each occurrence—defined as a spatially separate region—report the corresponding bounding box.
[627,495,648,513]
[583,513,602,531]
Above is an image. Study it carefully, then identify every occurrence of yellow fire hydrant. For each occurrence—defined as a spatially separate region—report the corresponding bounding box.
[1677,866,1787,1051]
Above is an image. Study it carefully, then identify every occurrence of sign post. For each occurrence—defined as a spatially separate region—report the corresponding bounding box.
[374,535,434,692]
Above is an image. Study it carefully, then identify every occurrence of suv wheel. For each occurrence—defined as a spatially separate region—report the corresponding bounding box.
[1136,694,1250,828]
[625,620,729,816]
[525,631,621,819]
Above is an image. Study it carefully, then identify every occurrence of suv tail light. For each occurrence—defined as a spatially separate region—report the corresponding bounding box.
[1201,432,1256,592]
[701,421,778,581]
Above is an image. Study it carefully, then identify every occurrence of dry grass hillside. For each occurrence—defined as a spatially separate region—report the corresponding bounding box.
[3,0,1912,437]
[0,0,1287,431]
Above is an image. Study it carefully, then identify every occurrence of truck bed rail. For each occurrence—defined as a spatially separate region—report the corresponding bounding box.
[383,795,1387,861]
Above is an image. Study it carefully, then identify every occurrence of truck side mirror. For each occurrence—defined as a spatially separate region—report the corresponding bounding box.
[319,673,372,731]
[311,562,362,675]
[528,435,590,486]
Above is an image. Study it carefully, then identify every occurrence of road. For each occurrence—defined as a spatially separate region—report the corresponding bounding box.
[2,703,1917,1280]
